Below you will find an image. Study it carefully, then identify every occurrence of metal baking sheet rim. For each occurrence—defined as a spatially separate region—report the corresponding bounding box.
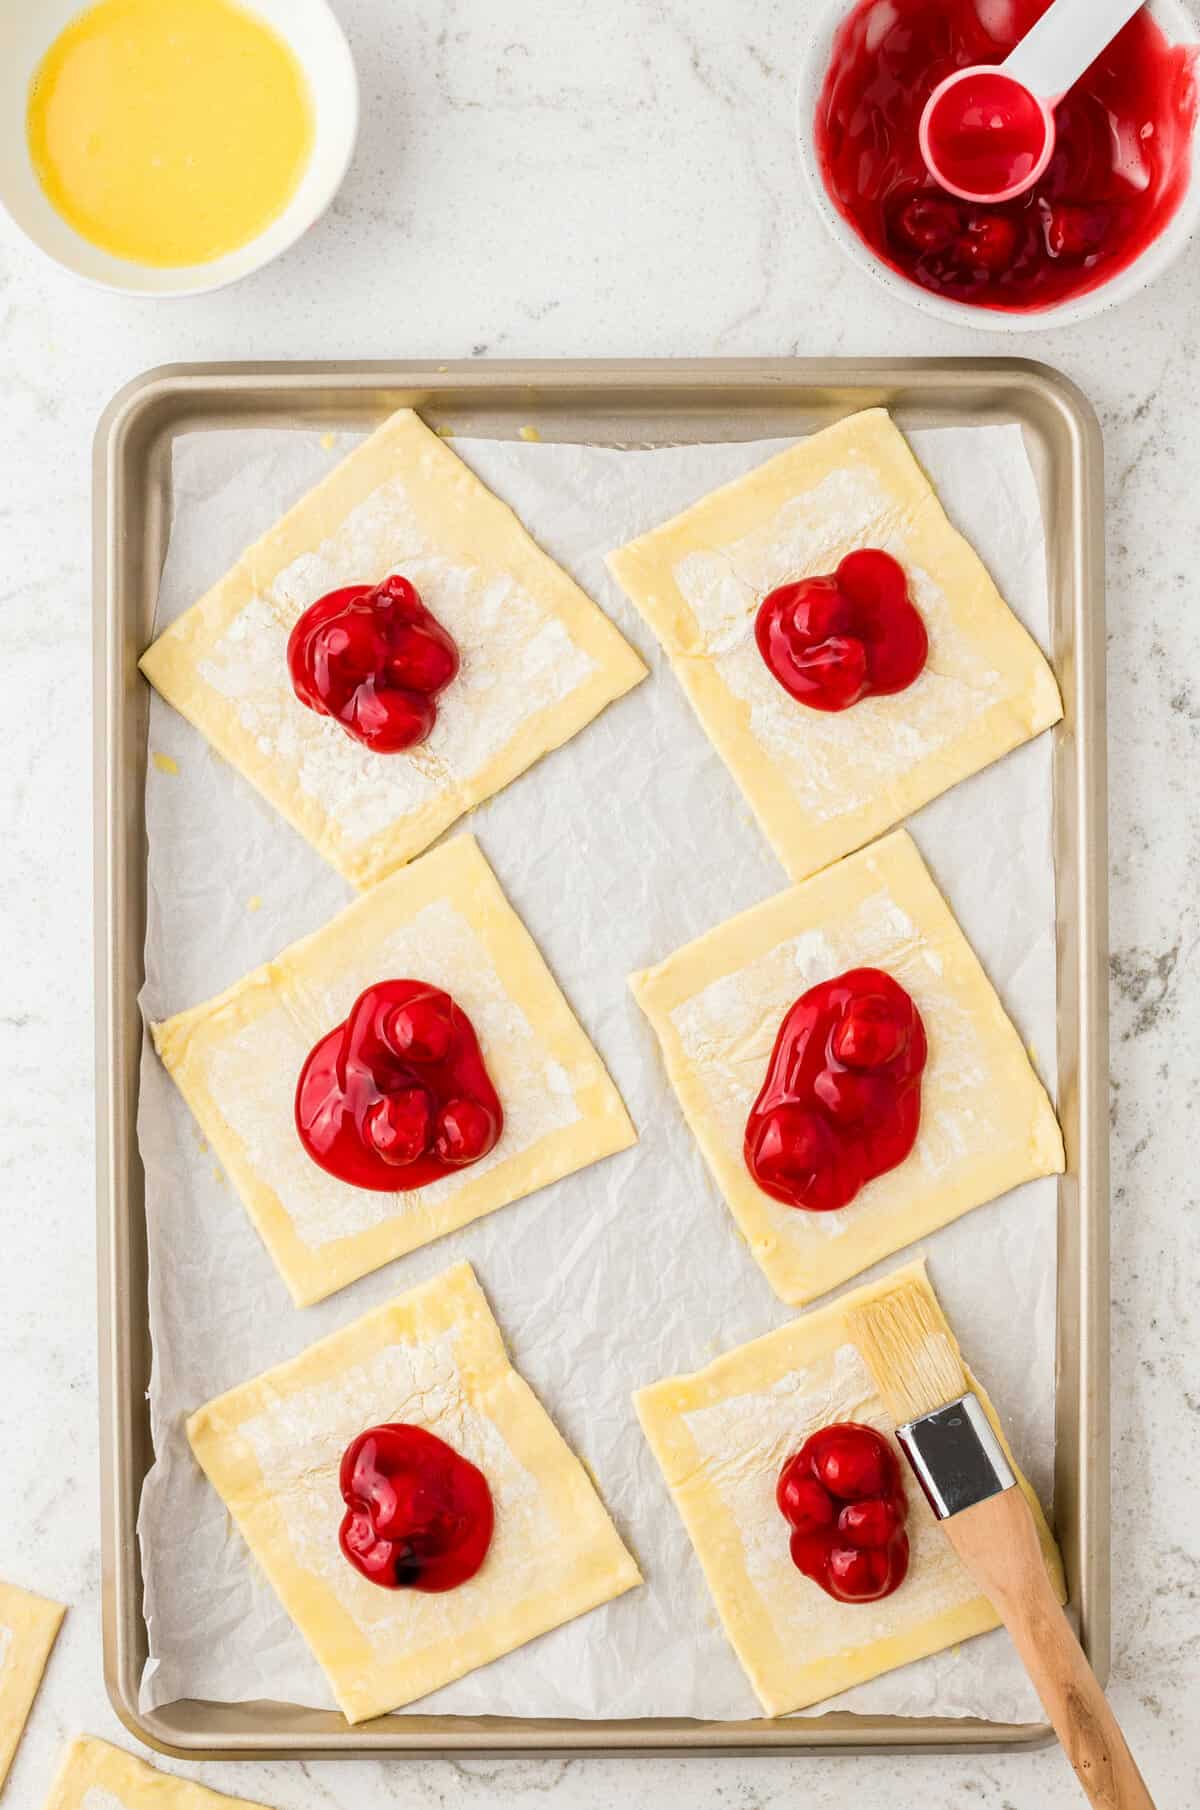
[92,357,1109,1760]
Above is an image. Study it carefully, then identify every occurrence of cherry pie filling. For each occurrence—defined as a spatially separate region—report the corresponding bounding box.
[296,980,502,1192]
[744,967,926,1213]
[755,550,927,714]
[778,1421,910,1603]
[287,574,459,753]
[339,1423,494,1592]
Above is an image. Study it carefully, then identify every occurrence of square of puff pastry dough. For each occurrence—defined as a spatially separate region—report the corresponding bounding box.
[630,829,1063,1306]
[635,1258,1064,1718]
[153,835,637,1306]
[140,408,646,889]
[188,1262,642,1723]
[0,1581,64,1793]
[42,1737,271,1810]
[607,409,1061,882]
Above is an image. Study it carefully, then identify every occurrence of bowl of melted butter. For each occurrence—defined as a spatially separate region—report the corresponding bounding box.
[0,0,358,294]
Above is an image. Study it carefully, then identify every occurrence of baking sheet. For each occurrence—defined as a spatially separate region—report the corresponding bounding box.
[136,421,1058,1724]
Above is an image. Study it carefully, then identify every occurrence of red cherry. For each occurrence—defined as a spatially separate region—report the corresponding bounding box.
[839,1495,902,1549]
[831,992,909,1070]
[812,1066,893,1126]
[352,684,437,754]
[312,612,379,685]
[777,1461,835,1534]
[895,193,962,253]
[758,579,869,709]
[793,634,870,710]
[374,574,425,620]
[386,994,454,1065]
[339,1507,397,1584]
[364,1087,433,1166]
[813,1427,891,1502]
[960,212,1019,273]
[748,1103,836,1196]
[789,1526,835,1583]
[387,625,459,694]
[828,1543,892,1600]
[1043,202,1109,260]
[836,548,906,607]
[787,582,853,644]
[830,1533,910,1603]
[435,1097,497,1166]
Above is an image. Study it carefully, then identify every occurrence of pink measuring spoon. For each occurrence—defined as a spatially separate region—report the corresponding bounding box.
[919,0,1146,204]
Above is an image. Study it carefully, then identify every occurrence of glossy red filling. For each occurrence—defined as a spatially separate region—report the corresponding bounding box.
[755,550,927,713]
[778,1422,909,1603]
[924,69,1050,198]
[814,0,1198,312]
[295,981,502,1192]
[744,968,926,1213]
[287,574,459,753]
[339,1423,494,1592]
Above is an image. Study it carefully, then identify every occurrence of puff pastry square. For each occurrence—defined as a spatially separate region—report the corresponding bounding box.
[188,1262,641,1722]
[43,1737,271,1810]
[631,829,1063,1305]
[140,409,646,889]
[0,1581,63,1794]
[153,834,636,1306]
[608,409,1061,881]
[636,1258,1064,1717]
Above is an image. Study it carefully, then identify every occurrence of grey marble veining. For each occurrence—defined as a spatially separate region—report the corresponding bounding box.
[0,0,1196,1804]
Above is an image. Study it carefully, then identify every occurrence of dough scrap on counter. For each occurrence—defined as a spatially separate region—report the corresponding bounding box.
[0,1579,64,1795]
[41,1735,272,1808]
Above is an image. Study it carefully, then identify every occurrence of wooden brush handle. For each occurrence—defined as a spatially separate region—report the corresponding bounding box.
[945,1488,1154,1810]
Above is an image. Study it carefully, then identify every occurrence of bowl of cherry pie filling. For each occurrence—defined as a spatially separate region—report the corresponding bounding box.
[797,0,1200,328]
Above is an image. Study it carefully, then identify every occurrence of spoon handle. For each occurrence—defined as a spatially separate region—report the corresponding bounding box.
[1002,0,1145,104]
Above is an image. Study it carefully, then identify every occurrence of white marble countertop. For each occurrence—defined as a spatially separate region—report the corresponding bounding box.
[1,2,1196,1805]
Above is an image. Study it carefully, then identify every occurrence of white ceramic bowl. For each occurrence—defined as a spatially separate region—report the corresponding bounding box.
[0,0,359,297]
[796,0,1200,331]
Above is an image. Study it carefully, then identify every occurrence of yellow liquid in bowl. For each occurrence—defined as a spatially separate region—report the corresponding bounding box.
[27,0,314,268]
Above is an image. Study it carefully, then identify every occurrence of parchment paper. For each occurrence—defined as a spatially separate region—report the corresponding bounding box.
[136,421,1059,1723]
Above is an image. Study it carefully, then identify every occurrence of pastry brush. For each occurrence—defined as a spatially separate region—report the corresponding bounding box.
[848,1281,1154,1810]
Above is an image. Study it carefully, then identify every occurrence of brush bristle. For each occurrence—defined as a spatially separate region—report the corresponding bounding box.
[846,1281,968,1425]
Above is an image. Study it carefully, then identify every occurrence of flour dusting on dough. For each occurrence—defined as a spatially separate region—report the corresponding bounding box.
[206,899,582,1247]
[198,476,595,846]
[682,1340,979,1664]
[669,883,990,1251]
[239,1335,546,1656]
[671,466,1003,824]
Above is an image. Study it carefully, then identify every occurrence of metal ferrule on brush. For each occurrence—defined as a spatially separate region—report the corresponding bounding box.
[896,1393,1016,1520]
